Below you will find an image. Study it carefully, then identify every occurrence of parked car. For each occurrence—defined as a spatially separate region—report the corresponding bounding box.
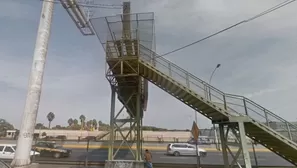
[0,144,40,159]
[166,143,207,157]
[32,141,72,158]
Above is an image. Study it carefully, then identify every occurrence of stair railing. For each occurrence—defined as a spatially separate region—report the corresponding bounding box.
[139,44,297,142]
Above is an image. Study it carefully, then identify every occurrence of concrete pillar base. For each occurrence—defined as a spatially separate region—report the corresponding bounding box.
[105,160,144,168]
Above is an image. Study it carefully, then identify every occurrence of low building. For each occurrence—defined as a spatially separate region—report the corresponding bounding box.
[5,130,17,138]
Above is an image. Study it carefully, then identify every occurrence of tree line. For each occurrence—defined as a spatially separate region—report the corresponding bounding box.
[36,112,110,131]
[1,112,191,134]
[38,112,190,131]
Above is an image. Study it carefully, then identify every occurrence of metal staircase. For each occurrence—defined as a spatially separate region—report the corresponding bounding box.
[91,9,297,166]
[104,37,297,165]
[136,44,297,165]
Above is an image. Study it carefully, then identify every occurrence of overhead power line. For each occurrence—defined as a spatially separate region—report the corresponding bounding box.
[156,0,296,58]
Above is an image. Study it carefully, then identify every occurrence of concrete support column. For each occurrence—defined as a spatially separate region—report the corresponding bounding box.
[11,0,54,167]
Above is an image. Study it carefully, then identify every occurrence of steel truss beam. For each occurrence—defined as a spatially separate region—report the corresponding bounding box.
[108,85,143,161]
[105,40,140,88]
[218,116,252,168]
[105,61,139,89]
[59,0,95,35]
[106,58,139,77]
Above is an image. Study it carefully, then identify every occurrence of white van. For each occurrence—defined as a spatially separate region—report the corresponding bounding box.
[166,143,207,157]
[0,144,40,159]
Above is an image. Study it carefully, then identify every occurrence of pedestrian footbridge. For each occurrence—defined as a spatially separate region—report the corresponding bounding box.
[90,12,297,166]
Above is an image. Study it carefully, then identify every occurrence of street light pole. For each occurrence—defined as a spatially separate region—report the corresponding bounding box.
[11,0,54,167]
[208,64,221,100]
[209,64,221,151]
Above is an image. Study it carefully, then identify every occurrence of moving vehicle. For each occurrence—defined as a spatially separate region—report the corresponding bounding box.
[32,141,72,158]
[166,143,207,157]
[0,144,40,159]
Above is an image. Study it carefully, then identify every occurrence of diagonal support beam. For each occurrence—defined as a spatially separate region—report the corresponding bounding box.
[219,120,253,168]
[113,122,136,159]
[229,116,252,168]
[117,91,136,118]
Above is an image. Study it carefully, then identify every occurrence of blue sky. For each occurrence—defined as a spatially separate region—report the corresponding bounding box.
[1,0,297,129]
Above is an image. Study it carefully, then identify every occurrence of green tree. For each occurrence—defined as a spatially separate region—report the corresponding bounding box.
[41,132,47,137]
[35,123,46,129]
[68,118,74,127]
[98,120,103,126]
[98,120,110,131]
[79,115,86,130]
[86,120,92,130]
[73,119,79,125]
[72,119,80,130]
[0,119,14,137]
[92,119,97,130]
[53,125,62,129]
[46,112,55,129]
[98,121,101,130]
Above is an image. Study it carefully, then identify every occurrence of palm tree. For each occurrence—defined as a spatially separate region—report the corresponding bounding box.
[98,120,103,126]
[86,120,92,130]
[92,119,97,130]
[79,115,86,130]
[68,118,74,127]
[46,112,55,129]
[73,119,79,126]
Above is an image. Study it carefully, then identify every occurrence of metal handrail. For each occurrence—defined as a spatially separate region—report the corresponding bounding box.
[225,94,288,122]
[138,44,297,141]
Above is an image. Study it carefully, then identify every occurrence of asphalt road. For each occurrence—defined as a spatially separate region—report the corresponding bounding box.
[0,139,268,150]
[34,148,293,167]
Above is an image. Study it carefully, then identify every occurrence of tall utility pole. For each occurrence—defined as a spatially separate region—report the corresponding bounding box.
[209,64,221,150]
[11,0,54,167]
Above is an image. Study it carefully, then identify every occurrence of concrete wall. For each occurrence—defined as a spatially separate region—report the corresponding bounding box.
[34,130,101,140]
[33,130,192,141]
[5,129,249,142]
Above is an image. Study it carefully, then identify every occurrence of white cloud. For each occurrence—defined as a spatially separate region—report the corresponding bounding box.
[1,0,297,130]
[244,83,297,99]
